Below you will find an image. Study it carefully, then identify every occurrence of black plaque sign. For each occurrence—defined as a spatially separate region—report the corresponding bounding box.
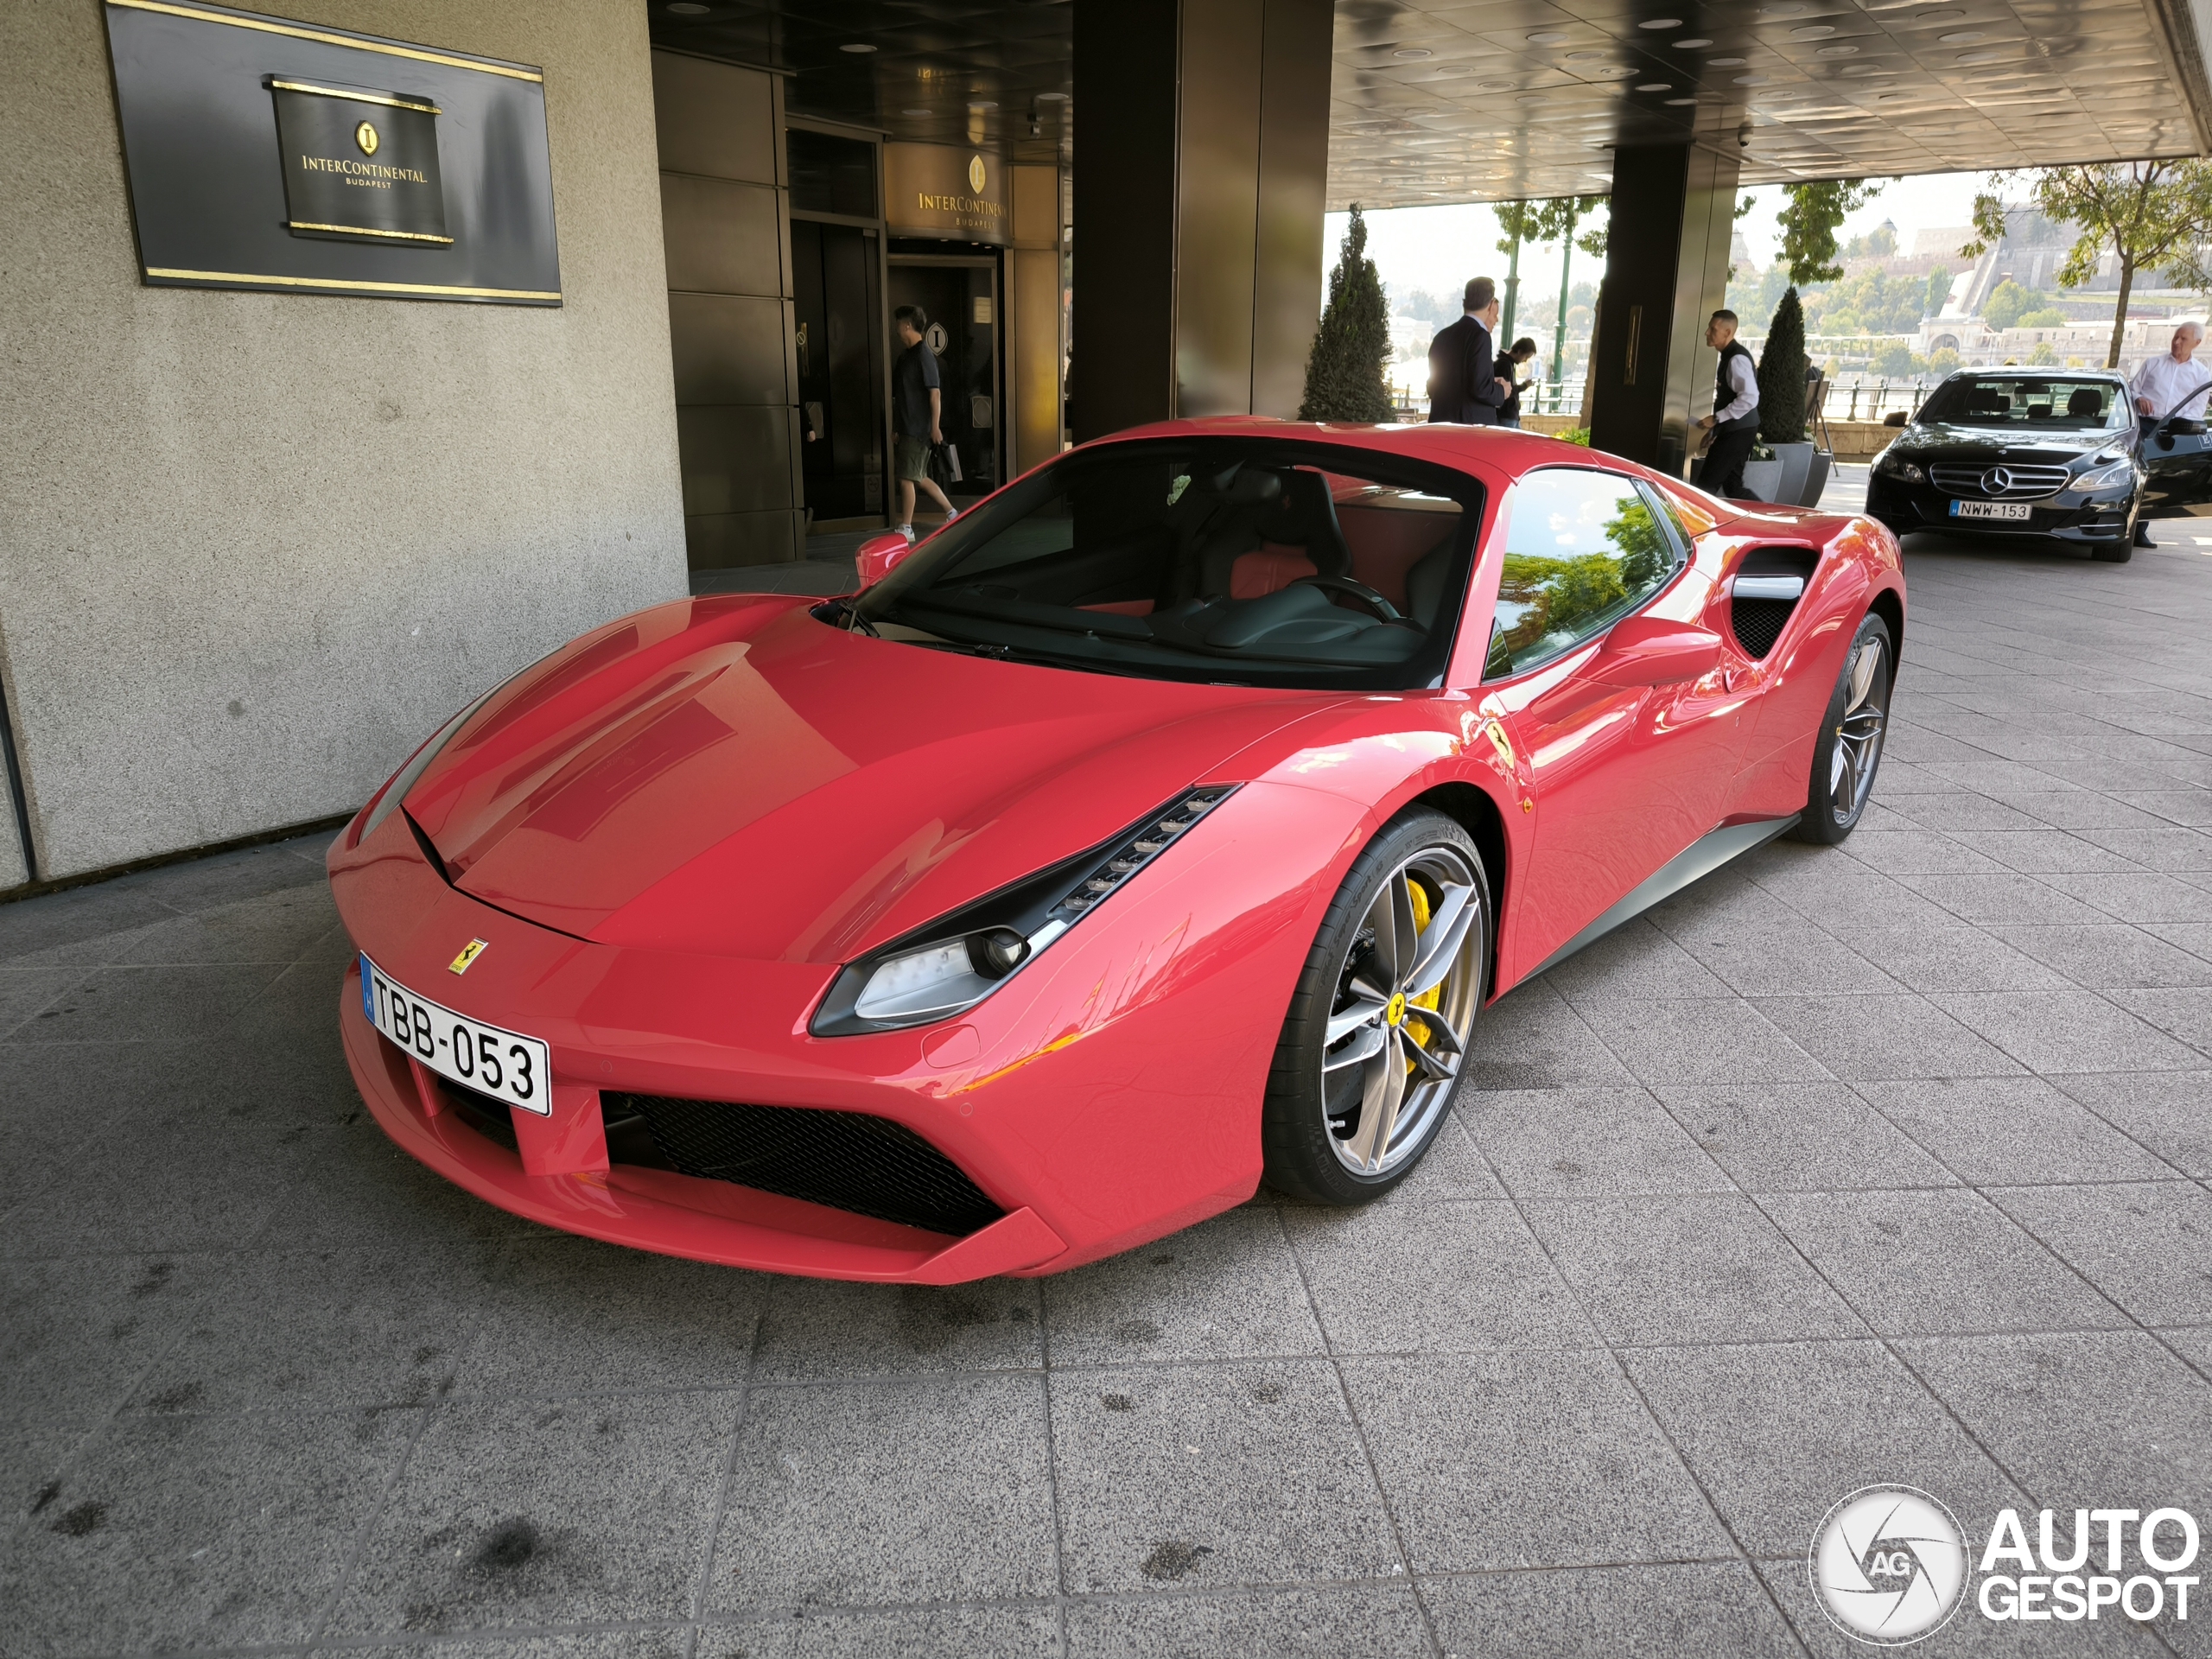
[269,79,449,246]
[103,0,560,304]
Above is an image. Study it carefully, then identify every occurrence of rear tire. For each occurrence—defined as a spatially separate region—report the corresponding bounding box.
[1260,809,1491,1205]
[1789,613,1892,847]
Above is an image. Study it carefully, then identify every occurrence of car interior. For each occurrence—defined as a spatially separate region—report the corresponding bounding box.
[852,444,1477,686]
[1922,377,2125,429]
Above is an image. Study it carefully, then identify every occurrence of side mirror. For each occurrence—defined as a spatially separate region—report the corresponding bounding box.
[855,531,913,588]
[1588,613,1725,687]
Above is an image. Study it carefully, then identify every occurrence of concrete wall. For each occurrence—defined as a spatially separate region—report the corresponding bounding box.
[0,0,687,884]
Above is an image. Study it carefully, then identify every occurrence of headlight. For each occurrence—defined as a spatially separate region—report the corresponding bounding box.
[1872,448,1923,483]
[357,688,498,843]
[811,785,1238,1035]
[2075,456,2138,492]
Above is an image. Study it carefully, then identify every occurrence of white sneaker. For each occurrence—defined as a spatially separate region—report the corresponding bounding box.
[942,506,960,525]
[897,524,916,543]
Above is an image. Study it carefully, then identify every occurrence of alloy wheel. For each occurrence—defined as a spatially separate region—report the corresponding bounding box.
[1827,635,1888,824]
[1319,847,1484,1177]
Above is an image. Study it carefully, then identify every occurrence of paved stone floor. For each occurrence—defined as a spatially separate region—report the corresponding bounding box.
[6,527,2212,1659]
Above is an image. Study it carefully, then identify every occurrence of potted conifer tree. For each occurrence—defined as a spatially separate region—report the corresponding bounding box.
[1757,287,1815,505]
[1299,205,1396,423]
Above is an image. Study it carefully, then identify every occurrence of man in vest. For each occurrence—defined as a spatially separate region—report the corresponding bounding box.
[1694,309,1762,499]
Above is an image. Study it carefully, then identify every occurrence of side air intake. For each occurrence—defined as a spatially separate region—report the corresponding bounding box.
[1727,547,1818,659]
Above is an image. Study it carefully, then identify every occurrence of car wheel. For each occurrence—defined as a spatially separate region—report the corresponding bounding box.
[1260,809,1491,1205]
[1789,612,1892,846]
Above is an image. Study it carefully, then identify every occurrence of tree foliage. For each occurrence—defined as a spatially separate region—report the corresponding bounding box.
[1966,162,2212,366]
[1982,278,2033,331]
[1299,204,1395,423]
[1495,195,1610,260]
[1777,180,1885,285]
[1757,286,1808,445]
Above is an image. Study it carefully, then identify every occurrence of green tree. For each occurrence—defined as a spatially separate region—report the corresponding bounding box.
[1967,162,2212,367]
[1872,340,1916,378]
[1299,204,1395,423]
[1758,286,1808,445]
[1777,180,1885,284]
[1982,278,2032,331]
[1929,346,1961,374]
[1923,266,1951,316]
[2019,306,2069,328]
[1497,195,1608,389]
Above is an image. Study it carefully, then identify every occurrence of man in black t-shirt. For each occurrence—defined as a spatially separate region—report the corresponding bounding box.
[892,305,957,540]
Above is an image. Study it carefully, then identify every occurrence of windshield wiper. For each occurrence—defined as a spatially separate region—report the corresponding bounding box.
[817,597,880,637]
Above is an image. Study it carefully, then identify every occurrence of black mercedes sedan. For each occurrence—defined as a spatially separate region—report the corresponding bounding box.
[1866,370,2144,561]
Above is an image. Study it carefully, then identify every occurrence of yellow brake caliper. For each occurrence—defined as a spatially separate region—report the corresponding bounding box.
[1405,877,1441,1071]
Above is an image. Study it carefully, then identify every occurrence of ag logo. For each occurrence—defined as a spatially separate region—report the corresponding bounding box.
[1810,1486,1970,1645]
[355,119,379,156]
[968,153,986,194]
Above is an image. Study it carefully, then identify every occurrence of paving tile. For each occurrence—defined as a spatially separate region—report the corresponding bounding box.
[127,1242,499,1414]
[1521,1197,1866,1345]
[1759,1188,2126,1337]
[6,961,286,1044]
[1459,1087,1733,1198]
[1623,1339,2028,1558]
[1569,999,1829,1085]
[2048,1071,2212,1176]
[1284,1199,1595,1354]
[2070,872,2212,923]
[1856,1076,2181,1184]
[1742,855,1963,933]
[752,1274,1042,1384]
[0,968,92,1040]
[114,882,341,967]
[1462,980,1636,1090]
[1750,994,2024,1082]
[2075,824,2212,869]
[2003,790,2195,832]
[1422,1561,1801,1658]
[2149,921,2212,963]
[1045,1207,1325,1366]
[1819,924,2070,993]
[451,1235,766,1398]
[0,882,172,969]
[702,1607,1058,1659]
[1065,1585,1427,1658]
[1535,917,1734,1001]
[1891,871,2114,926]
[0,1403,422,1655]
[1340,1351,1731,1572]
[1929,988,2206,1072]
[1649,1082,1959,1192]
[121,840,333,913]
[308,1633,692,1659]
[331,1391,739,1634]
[1753,1553,2167,1656]
[1884,793,2048,833]
[1840,830,2009,876]
[1986,923,2212,989]
[1051,1359,1399,1593]
[1988,1183,2212,1325]
[1645,868,1820,937]
[2110,792,2212,829]
[2107,986,2212,1055]
[708,1375,1052,1611]
[1899,1331,2212,1514]
[1675,928,1901,998]
[1943,830,2145,874]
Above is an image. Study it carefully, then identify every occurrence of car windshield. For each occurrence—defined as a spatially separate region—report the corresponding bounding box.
[846,437,1479,690]
[1916,376,2128,430]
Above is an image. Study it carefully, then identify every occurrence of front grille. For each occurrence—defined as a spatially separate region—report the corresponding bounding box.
[439,1079,519,1150]
[1731,598,1796,659]
[1928,462,2070,499]
[606,1093,1004,1238]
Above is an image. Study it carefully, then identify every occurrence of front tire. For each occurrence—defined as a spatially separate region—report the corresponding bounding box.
[1790,612,1891,846]
[1260,810,1491,1205]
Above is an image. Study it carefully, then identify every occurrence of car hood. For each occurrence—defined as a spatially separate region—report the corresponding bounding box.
[1895,422,2123,461]
[402,596,1341,962]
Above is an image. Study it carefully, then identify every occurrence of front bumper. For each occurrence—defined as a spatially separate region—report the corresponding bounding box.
[1866,475,2134,545]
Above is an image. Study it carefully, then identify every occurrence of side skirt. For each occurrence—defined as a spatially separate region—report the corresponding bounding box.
[1523,815,1801,982]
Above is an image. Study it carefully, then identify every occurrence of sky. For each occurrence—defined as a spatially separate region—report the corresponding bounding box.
[1327,169,1997,318]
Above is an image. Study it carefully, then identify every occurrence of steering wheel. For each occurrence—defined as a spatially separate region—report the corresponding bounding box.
[1294,575,1403,623]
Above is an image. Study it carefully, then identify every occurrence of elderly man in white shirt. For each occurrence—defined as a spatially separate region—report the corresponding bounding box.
[2128,321,2209,546]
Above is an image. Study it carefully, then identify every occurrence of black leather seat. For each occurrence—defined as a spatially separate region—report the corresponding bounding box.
[1196,468,1354,598]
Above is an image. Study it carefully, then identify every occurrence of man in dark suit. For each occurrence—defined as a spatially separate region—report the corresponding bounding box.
[1427,276,1515,425]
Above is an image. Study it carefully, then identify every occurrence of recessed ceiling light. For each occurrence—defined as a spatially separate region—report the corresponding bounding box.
[1566,49,1603,60]
[1392,47,1433,58]
[1640,16,1684,27]
[1473,79,1516,90]
[667,2,709,12]
[1817,44,1859,55]
[1675,36,1713,48]
[1526,31,1568,43]
[1955,48,2004,60]
[1515,92,1551,103]
[1839,64,1891,74]
[1666,95,1700,104]
[1638,80,1675,90]
[901,106,931,116]
[1735,73,1770,82]
[1877,90,1911,99]
[1938,29,1985,41]
[1789,25,1837,38]
[1916,7,1965,18]
[838,41,876,53]
[1037,91,1068,100]
[1710,56,1746,66]
[968,99,998,110]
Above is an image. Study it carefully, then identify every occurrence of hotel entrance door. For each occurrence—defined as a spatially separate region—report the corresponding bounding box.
[887,255,1001,500]
[791,220,885,524]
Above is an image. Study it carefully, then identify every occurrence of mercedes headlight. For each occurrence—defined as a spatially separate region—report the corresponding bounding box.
[810,785,1238,1036]
[1872,447,1923,483]
[2075,443,2138,493]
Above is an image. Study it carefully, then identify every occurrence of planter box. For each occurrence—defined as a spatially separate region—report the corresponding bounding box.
[1800,452,1833,508]
[1739,458,1785,502]
[1770,441,1815,505]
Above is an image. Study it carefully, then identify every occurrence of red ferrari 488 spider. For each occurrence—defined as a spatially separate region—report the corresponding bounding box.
[329,419,1904,1282]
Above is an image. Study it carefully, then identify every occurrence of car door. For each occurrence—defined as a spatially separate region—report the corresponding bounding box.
[1480,467,1750,982]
